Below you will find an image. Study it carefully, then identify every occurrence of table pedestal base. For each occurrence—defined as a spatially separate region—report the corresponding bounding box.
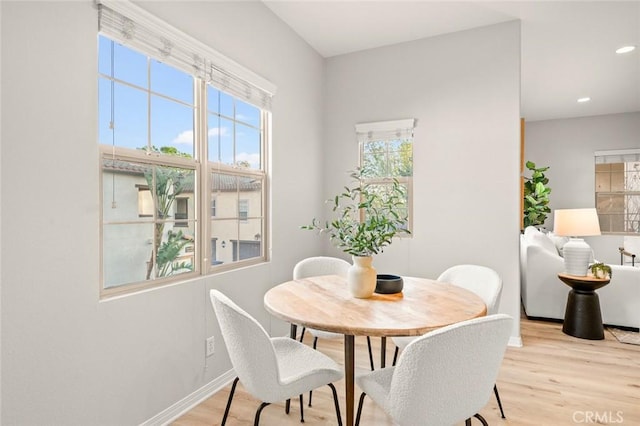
[562,289,604,340]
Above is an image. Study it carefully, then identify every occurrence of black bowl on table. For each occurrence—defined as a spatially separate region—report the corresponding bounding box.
[375,274,404,294]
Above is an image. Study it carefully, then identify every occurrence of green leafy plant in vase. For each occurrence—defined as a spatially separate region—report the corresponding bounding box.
[302,168,410,297]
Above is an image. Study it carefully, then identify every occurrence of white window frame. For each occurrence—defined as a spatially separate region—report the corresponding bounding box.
[356,119,415,233]
[97,1,274,298]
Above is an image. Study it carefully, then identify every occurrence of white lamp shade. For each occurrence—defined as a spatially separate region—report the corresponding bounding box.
[553,208,601,276]
[553,208,601,237]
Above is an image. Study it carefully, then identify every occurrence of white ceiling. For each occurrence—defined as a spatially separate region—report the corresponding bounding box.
[263,1,640,122]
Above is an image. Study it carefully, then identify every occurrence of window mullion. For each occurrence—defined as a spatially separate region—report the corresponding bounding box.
[196,78,208,271]
[146,56,152,152]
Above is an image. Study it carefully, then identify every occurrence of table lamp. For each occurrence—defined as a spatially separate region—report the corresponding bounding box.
[553,208,601,276]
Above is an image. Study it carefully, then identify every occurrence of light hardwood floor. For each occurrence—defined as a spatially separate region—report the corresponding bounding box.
[172,316,640,425]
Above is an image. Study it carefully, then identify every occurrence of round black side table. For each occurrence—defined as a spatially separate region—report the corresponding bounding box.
[558,273,610,340]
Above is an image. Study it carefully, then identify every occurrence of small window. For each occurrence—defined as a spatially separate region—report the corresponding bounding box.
[175,197,188,227]
[356,119,415,232]
[137,185,153,217]
[239,199,249,221]
[595,150,640,234]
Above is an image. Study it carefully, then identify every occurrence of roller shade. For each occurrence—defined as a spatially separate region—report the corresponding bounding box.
[594,149,640,164]
[97,0,275,110]
[356,119,415,142]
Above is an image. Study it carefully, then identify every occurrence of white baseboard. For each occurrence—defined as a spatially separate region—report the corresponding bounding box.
[508,335,523,347]
[141,369,236,426]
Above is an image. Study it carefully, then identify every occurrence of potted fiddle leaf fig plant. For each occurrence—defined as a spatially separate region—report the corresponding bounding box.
[523,160,551,229]
[302,168,410,298]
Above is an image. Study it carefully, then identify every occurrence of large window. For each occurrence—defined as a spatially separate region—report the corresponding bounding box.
[356,119,414,232]
[98,1,273,297]
[595,150,640,234]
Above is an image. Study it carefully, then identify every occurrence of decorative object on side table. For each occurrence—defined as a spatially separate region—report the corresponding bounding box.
[590,262,612,279]
[558,273,610,340]
[553,208,601,276]
[302,168,410,298]
[375,274,404,294]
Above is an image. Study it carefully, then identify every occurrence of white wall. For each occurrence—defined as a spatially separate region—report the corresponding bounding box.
[323,21,523,342]
[526,112,640,263]
[0,1,325,424]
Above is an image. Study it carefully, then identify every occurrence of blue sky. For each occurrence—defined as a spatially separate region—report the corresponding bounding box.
[98,35,261,169]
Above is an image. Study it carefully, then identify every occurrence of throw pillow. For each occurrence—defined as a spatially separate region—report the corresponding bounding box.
[528,230,558,255]
[547,231,570,257]
[523,226,539,240]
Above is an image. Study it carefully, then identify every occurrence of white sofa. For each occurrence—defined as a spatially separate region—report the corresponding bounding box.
[520,226,640,330]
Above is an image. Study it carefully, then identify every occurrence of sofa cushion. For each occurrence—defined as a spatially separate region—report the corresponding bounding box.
[527,229,558,255]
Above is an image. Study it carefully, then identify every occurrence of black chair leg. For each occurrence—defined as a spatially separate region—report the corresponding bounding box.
[222,377,239,426]
[392,345,399,366]
[474,413,489,425]
[308,337,319,406]
[299,394,305,423]
[366,337,375,370]
[253,402,270,426]
[494,384,506,418]
[327,383,343,426]
[287,323,298,416]
[355,392,367,426]
[465,414,488,426]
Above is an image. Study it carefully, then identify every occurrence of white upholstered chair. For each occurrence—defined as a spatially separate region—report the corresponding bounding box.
[293,256,351,345]
[391,264,506,418]
[356,314,513,426]
[209,290,344,425]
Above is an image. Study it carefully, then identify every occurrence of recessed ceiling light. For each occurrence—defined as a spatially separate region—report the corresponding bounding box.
[577,97,591,103]
[616,45,636,54]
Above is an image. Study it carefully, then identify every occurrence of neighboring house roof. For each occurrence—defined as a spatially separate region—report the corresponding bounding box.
[211,173,262,192]
[103,158,261,192]
[103,158,149,174]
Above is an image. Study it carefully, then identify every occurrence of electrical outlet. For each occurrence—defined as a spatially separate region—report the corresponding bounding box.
[206,336,215,357]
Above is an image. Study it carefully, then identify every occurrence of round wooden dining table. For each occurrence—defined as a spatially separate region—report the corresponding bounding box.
[264,275,487,426]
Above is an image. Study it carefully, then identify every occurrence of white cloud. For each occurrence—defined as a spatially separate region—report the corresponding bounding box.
[172,127,230,144]
[236,152,260,168]
[209,127,229,138]
[172,130,194,145]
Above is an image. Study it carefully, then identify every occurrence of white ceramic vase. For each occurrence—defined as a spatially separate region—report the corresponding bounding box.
[347,255,377,298]
[563,237,592,276]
